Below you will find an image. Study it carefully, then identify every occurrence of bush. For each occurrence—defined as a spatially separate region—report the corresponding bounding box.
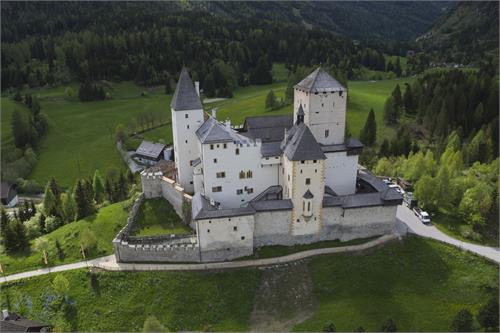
[45,216,63,233]
[25,213,42,239]
[80,229,97,252]
[380,319,397,332]
[322,321,336,332]
[477,297,499,330]
[450,309,473,332]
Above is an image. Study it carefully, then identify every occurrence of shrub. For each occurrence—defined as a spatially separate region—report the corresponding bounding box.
[322,321,336,332]
[450,309,473,332]
[477,297,499,330]
[25,214,42,239]
[45,216,63,233]
[381,318,397,332]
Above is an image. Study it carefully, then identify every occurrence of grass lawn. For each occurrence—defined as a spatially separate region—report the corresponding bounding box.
[240,236,376,260]
[1,237,497,331]
[131,197,192,237]
[0,201,128,275]
[1,269,261,332]
[294,236,498,332]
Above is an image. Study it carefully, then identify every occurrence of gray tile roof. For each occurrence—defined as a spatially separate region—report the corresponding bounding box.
[323,170,403,209]
[251,185,283,202]
[295,67,346,93]
[303,190,314,199]
[321,137,364,154]
[135,140,165,159]
[170,67,203,111]
[282,123,326,161]
[242,115,293,143]
[261,142,282,157]
[192,157,201,167]
[196,117,249,144]
[250,199,293,212]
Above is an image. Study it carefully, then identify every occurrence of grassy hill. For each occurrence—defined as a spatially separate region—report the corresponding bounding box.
[2,237,497,331]
[0,200,129,275]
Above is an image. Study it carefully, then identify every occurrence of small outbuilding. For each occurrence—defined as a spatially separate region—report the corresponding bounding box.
[1,310,50,332]
[1,182,18,208]
[134,140,166,166]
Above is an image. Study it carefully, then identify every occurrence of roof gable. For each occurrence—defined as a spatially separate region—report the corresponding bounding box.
[283,123,326,161]
[136,140,165,158]
[294,67,346,93]
[170,68,203,111]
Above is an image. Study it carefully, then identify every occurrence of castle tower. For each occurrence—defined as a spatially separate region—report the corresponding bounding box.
[293,67,347,145]
[171,68,205,193]
[281,122,326,236]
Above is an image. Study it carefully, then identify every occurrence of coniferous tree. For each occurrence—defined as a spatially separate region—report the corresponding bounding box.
[379,139,390,157]
[392,84,402,110]
[403,84,414,114]
[265,90,276,110]
[11,109,28,148]
[92,170,105,204]
[450,309,473,332]
[360,109,377,146]
[383,96,397,125]
[43,183,57,217]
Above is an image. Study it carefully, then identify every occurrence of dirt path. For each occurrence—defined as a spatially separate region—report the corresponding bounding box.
[250,260,315,331]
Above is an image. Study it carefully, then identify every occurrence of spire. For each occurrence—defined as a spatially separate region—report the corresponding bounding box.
[170,67,203,111]
[296,104,304,125]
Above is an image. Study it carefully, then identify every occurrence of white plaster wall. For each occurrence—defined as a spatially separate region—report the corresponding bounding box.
[201,140,279,208]
[172,108,204,193]
[254,210,292,246]
[290,159,324,236]
[324,151,358,195]
[141,174,163,198]
[294,89,347,145]
[197,215,254,252]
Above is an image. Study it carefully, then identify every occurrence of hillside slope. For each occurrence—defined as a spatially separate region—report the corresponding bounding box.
[417,1,499,63]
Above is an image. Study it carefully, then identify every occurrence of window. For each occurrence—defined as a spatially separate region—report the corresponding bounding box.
[325,130,329,138]
[288,175,290,181]
[239,171,246,179]
[241,236,245,240]
[213,158,217,163]
[303,201,305,210]
[185,114,189,119]
[233,226,237,231]
[301,160,305,164]
[236,189,243,195]
[190,181,193,184]
[306,178,311,185]
[313,160,317,163]
[322,103,324,107]
[236,148,240,155]
[185,140,188,143]
[212,186,222,193]
[187,125,190,129]
[216,172,226,178]
[207,229,210,233]
[246,170,253,178]
[308,202,311,211]
[189,160,193,166]
[247,188,254,194]
[315,169,318,173]
[223,143,227,149]
[216,144,220,148]
[210,144,214,150]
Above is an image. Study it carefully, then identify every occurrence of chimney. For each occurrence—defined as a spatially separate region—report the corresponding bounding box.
[211,108,217,119]
[225,117,231,129]
[195,81,200,97]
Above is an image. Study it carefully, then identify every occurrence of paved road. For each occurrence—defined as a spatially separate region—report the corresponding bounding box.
[1,235,397,283]
[397,205,500,264]
[1,255,116,283]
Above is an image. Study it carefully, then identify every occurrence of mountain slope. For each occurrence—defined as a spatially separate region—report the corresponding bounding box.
[197,1,450,42]
[417,1,499,63]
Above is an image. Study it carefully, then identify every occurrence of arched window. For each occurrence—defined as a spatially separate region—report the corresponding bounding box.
[239,171,245,179]
[308,202,311,211]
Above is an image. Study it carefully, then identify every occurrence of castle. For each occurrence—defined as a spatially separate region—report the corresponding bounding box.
[113,67,402,263]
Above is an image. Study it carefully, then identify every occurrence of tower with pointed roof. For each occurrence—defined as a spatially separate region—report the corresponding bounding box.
[293,67,347,145]
[171,68,205,193]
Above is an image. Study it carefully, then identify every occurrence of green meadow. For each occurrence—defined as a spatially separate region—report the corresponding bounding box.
[0,200,128,275]
[2,237,497,331]
[1,74,412,188]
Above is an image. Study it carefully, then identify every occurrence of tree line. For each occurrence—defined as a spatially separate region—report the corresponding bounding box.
[2,2,402,97]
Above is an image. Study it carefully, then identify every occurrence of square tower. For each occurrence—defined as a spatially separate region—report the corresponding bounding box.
[293,67,347,145]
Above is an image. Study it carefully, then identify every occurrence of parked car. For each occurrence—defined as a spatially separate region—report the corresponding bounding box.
[389,183,404,194]
[413,207,431,224]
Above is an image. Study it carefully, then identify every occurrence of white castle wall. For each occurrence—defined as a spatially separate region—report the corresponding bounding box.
[197,215,254,261]
[324,151,358,195]
[201,140,279,209]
